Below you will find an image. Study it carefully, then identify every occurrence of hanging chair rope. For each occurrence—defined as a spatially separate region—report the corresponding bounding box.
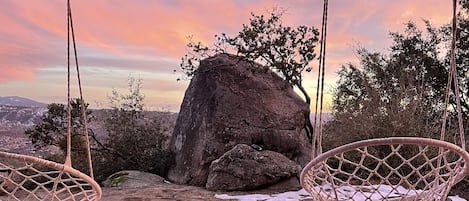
[66,0,95,179]
[312,0,329,159]
[440,0,466,149]
[66,0,72,167]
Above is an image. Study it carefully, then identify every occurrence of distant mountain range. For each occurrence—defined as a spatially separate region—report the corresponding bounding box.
[0,96,47,107]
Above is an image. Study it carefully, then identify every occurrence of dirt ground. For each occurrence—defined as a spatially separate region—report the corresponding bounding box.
[0,180,466,200]
[0,183,225,201]
[101,183,237,201]
[101,182,469,201]
[101,182,316,201]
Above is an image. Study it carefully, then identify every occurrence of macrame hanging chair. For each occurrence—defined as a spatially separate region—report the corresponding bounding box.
[300,0,469,200]
[0,1,102,200]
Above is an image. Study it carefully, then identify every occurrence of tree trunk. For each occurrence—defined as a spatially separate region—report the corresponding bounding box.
[297,84,314,142]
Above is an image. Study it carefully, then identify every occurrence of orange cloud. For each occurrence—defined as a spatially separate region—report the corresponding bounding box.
[50,0,291,58]
[52,0,268,57]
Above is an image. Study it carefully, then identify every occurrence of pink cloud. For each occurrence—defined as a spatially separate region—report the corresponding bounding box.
[380,1,452,30]
[59,0,270,57]
[0,67,35,83]
[1,0,456,60]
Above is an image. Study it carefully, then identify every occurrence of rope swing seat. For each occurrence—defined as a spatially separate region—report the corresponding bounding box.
[301,137,469,200]
[0,152,101,200]
[0,1,101,200]
[301,0,469,200]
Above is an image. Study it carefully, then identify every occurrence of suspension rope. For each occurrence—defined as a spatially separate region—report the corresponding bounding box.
[65,0,72,167]
[440,0,465,149]
[451,0,466,150]
[66,0,95,178]
[312,0,329,159]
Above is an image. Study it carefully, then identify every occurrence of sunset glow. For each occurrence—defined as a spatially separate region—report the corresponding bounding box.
[0,0,454,111]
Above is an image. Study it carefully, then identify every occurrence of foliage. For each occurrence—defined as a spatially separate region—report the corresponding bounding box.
[25,99,92,151]
[324,22,447,150]
[179,9,320,140]
[25,98,93,174]
[92,76,174,181]
[454,0,469,114]
[108,76,145,112]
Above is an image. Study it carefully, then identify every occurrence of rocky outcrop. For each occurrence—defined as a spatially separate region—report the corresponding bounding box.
[205,144,301,191]
[168,53,311,186]
[102,170,166,188]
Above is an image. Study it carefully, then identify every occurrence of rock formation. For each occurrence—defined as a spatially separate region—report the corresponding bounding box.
[205,144,301,191]
[168,53,311,187]
[102,170,166,188]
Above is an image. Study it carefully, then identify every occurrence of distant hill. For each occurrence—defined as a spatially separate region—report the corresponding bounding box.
[0,105,46,127]
[0,96,47,107]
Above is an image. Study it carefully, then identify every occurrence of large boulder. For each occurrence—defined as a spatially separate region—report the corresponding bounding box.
[206,144,301,191]
[168,53,311,186]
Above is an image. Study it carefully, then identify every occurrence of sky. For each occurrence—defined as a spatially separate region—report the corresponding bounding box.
[0,0,455,112]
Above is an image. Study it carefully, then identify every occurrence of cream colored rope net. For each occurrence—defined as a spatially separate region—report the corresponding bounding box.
[0,152,101,201]
[301,137,469,201]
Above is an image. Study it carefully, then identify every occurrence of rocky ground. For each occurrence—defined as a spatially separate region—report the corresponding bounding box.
[101,183,229,201]
[100,182,467,201]
[101,182,318,201]
[0,182,466,201]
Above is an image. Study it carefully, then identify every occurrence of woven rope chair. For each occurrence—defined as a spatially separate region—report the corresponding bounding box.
[301,0,469,200]
[0,1,101,200]
[0,152,102,201]
[301,137,469,200]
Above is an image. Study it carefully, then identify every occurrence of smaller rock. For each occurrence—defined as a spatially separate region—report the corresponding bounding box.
[206,144,301,191]
[102,170,165,188]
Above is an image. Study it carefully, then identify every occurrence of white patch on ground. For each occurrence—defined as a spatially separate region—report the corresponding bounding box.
[215,187,467,201]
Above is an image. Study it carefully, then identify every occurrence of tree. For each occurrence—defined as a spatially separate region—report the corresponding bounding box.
[426,0,469,136]
[25,98,92,152]
[93,76,174,180]
[108,76,145,112]
[25,98,93,174]
[179,9,320,140]
[324,22,447,150]
[453,0,469,114]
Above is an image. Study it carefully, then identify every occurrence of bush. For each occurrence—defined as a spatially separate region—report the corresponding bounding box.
[92,110,174,182]
[91,76,174,182]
